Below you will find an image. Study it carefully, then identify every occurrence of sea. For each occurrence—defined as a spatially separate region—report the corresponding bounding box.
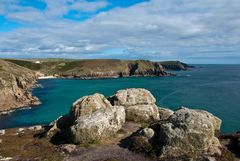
[0,65,239,133]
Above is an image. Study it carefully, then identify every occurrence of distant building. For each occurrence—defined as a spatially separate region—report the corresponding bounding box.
[35,61,41,64]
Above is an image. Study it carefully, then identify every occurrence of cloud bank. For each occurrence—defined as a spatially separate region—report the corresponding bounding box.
[0,0,240,63]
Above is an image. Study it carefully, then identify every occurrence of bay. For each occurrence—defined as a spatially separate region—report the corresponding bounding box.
[0,65,240,133]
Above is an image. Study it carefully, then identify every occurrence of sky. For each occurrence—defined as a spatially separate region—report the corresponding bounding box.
[0,0,240,64]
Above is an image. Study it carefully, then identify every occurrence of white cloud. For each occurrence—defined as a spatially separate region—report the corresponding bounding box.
[0,0,240,63]
[70,1,108,12]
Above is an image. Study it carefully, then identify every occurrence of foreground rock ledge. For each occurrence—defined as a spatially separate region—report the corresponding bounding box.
[45,88,227,160]
[130,107,222,160]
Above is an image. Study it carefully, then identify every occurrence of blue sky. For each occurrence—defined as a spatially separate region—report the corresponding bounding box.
[0,0,240,64]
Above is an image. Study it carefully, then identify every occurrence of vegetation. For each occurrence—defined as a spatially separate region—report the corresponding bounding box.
[0,128,64,161]
[2,58,190,78]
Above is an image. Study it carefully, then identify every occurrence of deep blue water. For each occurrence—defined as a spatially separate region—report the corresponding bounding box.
[0,65,240,133]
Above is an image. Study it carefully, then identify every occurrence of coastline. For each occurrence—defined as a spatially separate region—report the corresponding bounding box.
[0,88,239,161]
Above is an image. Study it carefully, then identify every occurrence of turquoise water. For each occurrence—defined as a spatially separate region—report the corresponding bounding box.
[0,65,240,133]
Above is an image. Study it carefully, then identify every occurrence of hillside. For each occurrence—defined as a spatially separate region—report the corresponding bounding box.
[4,59,191,79]
[160,61,192,70]
[0,60,40,114]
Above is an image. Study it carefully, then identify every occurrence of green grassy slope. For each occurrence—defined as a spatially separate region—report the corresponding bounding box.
[2,59,190,77]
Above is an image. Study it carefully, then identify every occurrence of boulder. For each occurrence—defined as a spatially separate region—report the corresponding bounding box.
[70,105,125,144]
[156,107,222,158]
[112,88,156,106]
[110,88,159,122]
[60,144,76,153]
[71,93,112,119]
[158,108,174,120]
[130,107,222,159]
[0,130,5,135]
[140,128,155,139]
[50,93,126,144]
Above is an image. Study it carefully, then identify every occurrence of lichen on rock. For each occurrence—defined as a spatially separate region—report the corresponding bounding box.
[109,88,159,122]
[49,93,125,144]
[129,107,222,159]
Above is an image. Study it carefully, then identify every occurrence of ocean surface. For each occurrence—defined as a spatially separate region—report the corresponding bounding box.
[0,65,240,133]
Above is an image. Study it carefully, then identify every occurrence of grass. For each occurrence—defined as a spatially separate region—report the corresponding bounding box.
[4,59,42,71]
[0,128,64,161]
[3,58,189,77]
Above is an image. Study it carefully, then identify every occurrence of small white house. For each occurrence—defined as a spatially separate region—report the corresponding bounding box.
[35,61,41,64]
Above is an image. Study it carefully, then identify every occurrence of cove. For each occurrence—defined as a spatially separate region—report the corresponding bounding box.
[0,65,240,133]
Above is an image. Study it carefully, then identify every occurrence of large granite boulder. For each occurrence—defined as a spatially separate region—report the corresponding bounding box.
[50,93,125,144]
[109,88,159,122]
[130,107,222,159]
[70,105,125,144]
[157,107,222,158]
[70,93,112,119]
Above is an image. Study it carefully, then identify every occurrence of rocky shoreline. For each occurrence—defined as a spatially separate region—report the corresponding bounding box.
[0,60,41,115]
[0,59,191,116]
[0,88,239,161]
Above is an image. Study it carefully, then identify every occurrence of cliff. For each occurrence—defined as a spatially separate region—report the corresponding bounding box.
[4,59,191,79]
[160,61,193,71]
[0,60,40,114]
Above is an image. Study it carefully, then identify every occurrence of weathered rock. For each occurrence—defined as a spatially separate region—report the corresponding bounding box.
[71,93,112,119]
[140,128,155,139]
[0,130,5,135]
[61,144,76,153]
[130,107,222,159]
[70,105,125,144]
[112,88,156,106]
[110,88,159,122]
[158,108,174,120]
[157,107,222,158]
[18,128,25,133]
[27,125,42,131]
[125,104,159,122]
[50,93,126,144]
[0,60,40,113]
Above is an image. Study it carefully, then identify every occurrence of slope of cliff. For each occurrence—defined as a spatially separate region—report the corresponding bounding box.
[160,61,193,71]
[0,60,40,114]
[4,59,178,78]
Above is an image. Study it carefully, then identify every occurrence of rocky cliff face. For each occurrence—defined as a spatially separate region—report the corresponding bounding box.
[160,61,193,71]
[5,59,173,79]
[0,60,40,114]
[59,60,169,79]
